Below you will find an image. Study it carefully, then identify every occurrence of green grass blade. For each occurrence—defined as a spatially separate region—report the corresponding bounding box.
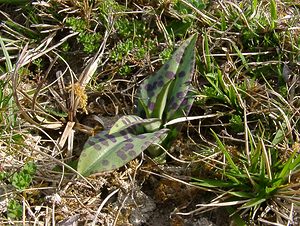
[0,36,13,71]
[270,0,277,29]
[203,32,211,72]
[241,197,266,209]
[275,150,300,187]
[211,130,241,173]
[191,178,235,188]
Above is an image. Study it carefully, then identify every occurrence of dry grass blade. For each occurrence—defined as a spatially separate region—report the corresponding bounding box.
[70,27,112,121]
[11,44,45,127]
[179,0,219,24]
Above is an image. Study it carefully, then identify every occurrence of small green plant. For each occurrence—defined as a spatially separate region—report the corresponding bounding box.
[7,199,23,220]
[10,162,37,191]
[229,115,243,133]
[191,131,300,224]
[199,69,243,112]
[65,17,101,53]
[77,34,198,176]
[110,17,156,72]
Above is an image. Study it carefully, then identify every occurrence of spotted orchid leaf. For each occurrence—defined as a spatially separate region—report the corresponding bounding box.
[77,128,169,176]
[152,80,173,120]
[109,115,162,134]
[169,90,195,120]
[137,34,197,120]
[166,35,197,120]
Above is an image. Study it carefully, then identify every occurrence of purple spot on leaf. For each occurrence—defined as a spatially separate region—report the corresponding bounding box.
[148,102,155,111]
[101,140,109,146]
[88,140,96,146]
[97,137,105,143]
[102,160,109,166]
[166,71,175,79]
[123,134,130,140]
[105,134,117,143]
[157,80,164,87]
[117,150,127,160]
[124,143,134,150]
[145,141,151,146]
[137,134,147,139]
[120,130,127,136]
[94,143,102,150]
[164,63,170,69]
[176,92,184,98]
[171,103,178,109]
[128,150,136,157]
[146,84,153,91]
[182,98,188,105]
[178,71,186,78]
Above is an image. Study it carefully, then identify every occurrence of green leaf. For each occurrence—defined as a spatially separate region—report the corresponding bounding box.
[137,34,197,118]
[109,115,162,134]
[7,199,23,220]
[274,149,300,187]
[272,123,286,145]
[77,129,169,176]
[152,80,173,119]
[226,206,247,226]
[0,36,13,71]
[191,178,236,188]
[270,0,277,29]
[241,197,266,209]
[228,191,253,198]
[203,32,211,71]
[211,130,241,174]
[166,34,197,120]
[11,172,32,190]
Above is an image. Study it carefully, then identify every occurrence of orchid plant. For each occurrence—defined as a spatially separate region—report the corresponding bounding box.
[77,34,197,176]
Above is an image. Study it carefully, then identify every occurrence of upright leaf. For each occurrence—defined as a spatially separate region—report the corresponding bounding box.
[166,34,197,120]
[136,34,197,118]
[152,80,173,119]
[211,130,241,174]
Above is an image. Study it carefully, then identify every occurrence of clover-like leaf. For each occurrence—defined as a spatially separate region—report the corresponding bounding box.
[77,128,169,176]
[109,115,162,134]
